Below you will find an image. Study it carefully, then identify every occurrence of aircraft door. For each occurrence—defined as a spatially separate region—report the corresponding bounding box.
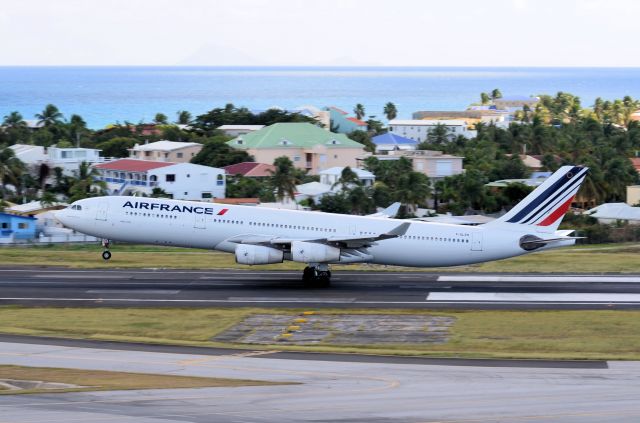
[348,225,357,236]
[96,202,108,221]
[194,213,206,229]
[471,232,483,251]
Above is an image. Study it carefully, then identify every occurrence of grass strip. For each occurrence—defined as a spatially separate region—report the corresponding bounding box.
[1,242,640,273]
[1,307,639,360]
[0,365,283,395]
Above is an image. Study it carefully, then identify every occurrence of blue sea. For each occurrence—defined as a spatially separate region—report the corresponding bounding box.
[1,67,640,129]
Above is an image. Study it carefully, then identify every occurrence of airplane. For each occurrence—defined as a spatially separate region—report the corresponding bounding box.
[55,165,588,286]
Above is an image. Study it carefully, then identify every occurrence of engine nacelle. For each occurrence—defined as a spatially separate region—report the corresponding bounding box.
[235,244,284,265]
[291,241,340,263]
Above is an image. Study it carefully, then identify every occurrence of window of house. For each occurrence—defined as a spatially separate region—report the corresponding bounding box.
[217,174,224,186]
[145,151,151,157]
[202,192,212,199]
[177,152,183,158]
[150,175,157,182]
[1,222,8,229]
[165,174,176,182]
[164,153,169,158]
[294,156,301,162]
[18,223,28,229]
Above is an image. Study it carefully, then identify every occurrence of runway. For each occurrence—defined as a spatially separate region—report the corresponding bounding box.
[2,267,640,309]
[0,337,638,423]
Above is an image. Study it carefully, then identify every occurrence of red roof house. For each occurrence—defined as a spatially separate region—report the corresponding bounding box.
[223,162,276,178]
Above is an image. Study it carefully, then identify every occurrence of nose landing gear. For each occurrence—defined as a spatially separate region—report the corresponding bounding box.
[302,264,331,287]
[101,239,111,260]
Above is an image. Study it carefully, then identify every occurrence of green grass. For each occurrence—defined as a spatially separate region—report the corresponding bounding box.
[1,242,640,273]
[1,307,640,360]
[0,365,283,395]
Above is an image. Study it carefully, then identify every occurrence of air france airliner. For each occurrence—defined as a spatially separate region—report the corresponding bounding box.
[55,165,588,286]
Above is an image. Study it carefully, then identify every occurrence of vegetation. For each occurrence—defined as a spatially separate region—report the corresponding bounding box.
[0,365,280,395]
[1,306,640,360]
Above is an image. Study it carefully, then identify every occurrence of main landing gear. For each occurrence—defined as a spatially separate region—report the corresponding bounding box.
[302,264,332,287]
[101,239,111,260]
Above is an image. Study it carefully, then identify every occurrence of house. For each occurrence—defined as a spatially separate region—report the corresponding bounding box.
[627,186,640,206]
[227,123,366,175]
[359,150,464,179]
[0,212,37,242]
[318,167,375,187]
[129,140,203,163]
[585,203,640,224]
[324,106,368,134]
[6,200,67,216]
[217,125,265,137]
[630,158,640,173]
[493,96,539,110]
[371,133,418,152]
[293,105,331,128]
[9,144,106,176]
[93,159,225,200]
[223,162,275,178]
[294,181,339,203]
[388,119,477,142]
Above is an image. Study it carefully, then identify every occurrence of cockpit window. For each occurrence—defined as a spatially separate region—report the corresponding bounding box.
[70,205,83,210]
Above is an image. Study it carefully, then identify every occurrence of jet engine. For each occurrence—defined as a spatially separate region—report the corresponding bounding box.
[235,244,284,265]
[291,241,340,263]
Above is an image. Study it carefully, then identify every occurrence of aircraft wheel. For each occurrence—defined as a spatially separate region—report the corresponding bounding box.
[302,266,315,283]
[102,250,112,260]
[315,271,331,288]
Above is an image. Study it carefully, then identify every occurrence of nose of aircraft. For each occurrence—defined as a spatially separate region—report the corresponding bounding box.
[53,209,66,226]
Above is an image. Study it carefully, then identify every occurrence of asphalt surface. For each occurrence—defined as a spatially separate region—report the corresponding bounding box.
[2,267,640,309]
[0,338,638,423]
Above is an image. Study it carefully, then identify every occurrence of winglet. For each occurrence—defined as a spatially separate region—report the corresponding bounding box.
[379,221,411,239]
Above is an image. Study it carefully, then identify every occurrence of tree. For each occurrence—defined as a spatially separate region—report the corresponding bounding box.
[490,88,502,101]
[0,146,26,202]
[332,166,360,190]
[268,156,301,202]
[354,104,366,120]
[423,123,450,145]
[154,113,168,125]
[176,110,192,125]
[69,114,88,146]
[2,111,26,129]
[348,130,376,152]
[480,92,490,105]
[96,137,138,158]
[68,161,107,202]
[35,104,63,127]
[191,138,251,168]
[39,191,57,208]
[149,188,172,198]
[383,102,398,120]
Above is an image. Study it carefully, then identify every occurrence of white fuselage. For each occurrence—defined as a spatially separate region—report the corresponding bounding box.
[56,196,572,267]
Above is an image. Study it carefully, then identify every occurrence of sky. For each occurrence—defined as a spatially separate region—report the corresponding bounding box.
[1,0,639,67]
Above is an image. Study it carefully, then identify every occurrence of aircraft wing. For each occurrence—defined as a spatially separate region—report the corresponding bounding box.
[226,222,411,248]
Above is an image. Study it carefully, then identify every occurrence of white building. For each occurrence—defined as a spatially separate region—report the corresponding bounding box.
[217,125,265,137]
[318,167,375,187]
[129,140,203,163]
[388,119,477,142]
[93,159,226,200]
[9,144,106,176]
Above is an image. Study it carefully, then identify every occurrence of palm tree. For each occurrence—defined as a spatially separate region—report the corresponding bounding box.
[176,110,192,125]
[2,111,26,129]
[39,191,57,208]
[0,147,25,202]
[69,114,87,146]
[332,166,360,191]
[395,171,431,214]
[383,102,398,120]
[153,113,168,125]
[490,89,502,101]
[35,104,63,127]
[68,161,107,202]
[480,93,490,105]
[268,156,301,203]
[354,104,366,120]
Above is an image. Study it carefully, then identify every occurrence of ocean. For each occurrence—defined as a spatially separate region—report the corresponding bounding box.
[1,66,640,129]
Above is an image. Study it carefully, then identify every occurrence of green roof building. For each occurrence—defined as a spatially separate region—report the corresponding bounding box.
[227,123,365,174]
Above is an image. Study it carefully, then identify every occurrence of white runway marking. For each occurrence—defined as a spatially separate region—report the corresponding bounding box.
[86,289,181,294]
[438,275,640,283]
[427,292,640,302]
[33,274,130,279]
